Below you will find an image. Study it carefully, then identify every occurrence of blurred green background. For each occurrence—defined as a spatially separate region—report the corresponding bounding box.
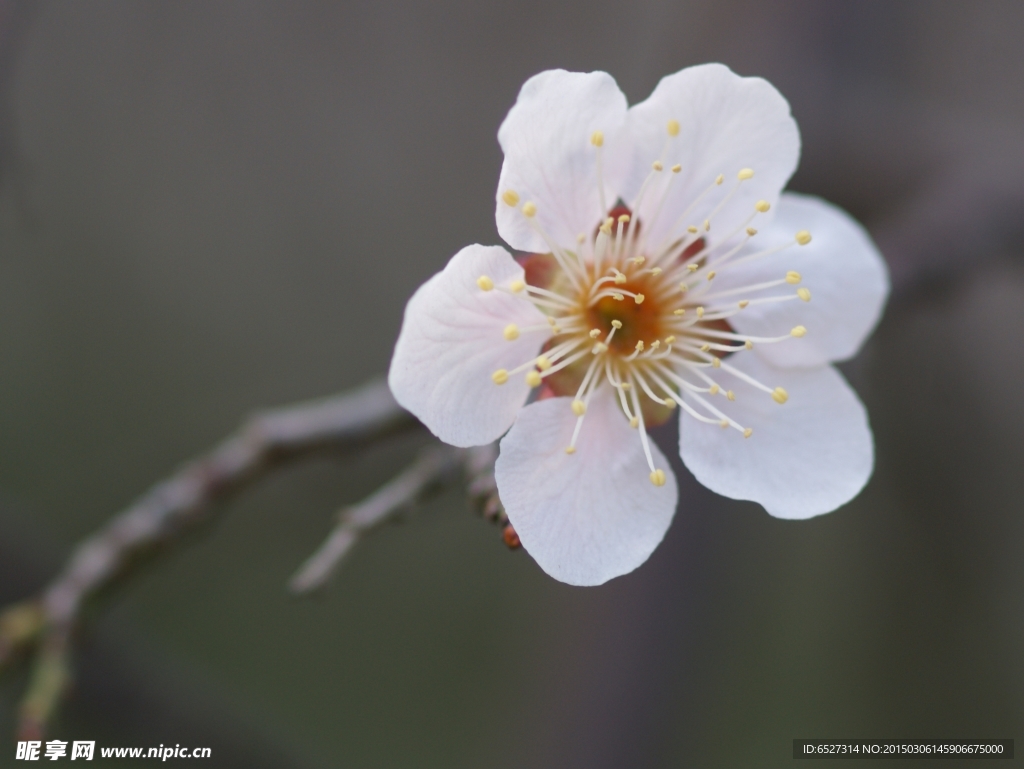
[0,1,1022,766]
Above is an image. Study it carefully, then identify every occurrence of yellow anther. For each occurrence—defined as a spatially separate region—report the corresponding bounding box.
[726,390,736,401]
[738,168,755,180]
[631,256,646,266]
[719,420,729,429]
[611,319,622,329]
[501,190,520,207]
[666,119,680,137]
[696,306,704,318]
[589,328,601,339]
[700,343,711,352]
[592,342,608,354]
[551,326,561,334]
[712,358,721,368]
[612,292,624,301]
[664,336,676,344]
[629,417,639,428]
[509,279,526,293]
[786,271,802,284]
[614,271,627,284]
[709,384,720,395]
[571,399,587,416]
[492,369,509,385]
[772,386,789,404]
[650,267,662,275]
[738,300,749,309]
[477,275,494,291]
[525,370,542,387]
[634,293,645,304]
[650,340,661,350]
[664,399,676,410]
[521,201,537,217]
[791,325,807,338]
[620,382,631,390]
[671,164,681,173]
[703,219,711,232]
[536,355,552,371]
[743,427,753,438]
[679,282,688,292]
[504,324,520,340]
[649,469,667,486]
[577,232,586,243]
[795,230,812,245]
[687,263,699,273]
[687,225,699,234]
[746,227,758,236]
[715,174,724,185]
[707,271,716,281]
[744,340,753,350]
[564,446,576,454]
[797,287,812,302]
[652,161,664,172]
[590,130,604,147]
[673,308,686,315]
[618,214,630,224]
[599,220,613,235]
[635,340,645,352]
[755,200,771,213]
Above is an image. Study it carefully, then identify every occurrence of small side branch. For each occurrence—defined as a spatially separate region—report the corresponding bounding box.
[290,444,464,593]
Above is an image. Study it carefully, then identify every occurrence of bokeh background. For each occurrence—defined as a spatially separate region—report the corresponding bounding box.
[1,1,1023,766]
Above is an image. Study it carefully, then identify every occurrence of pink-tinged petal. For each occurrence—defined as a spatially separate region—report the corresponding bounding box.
[622,63,800,249]
[388,244,549,447]
[496,70,629,253]
[679,354,873,519]
[495,386,678,586]
[715,193,890,368]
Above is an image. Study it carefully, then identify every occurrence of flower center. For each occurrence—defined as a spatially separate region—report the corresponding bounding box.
[481,121,818,484]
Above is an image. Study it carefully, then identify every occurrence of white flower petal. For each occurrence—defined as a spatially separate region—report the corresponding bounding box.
[715,193,890,368]
[679,354,873,519]
[496,69,629,253]
[388,244,549,447]
[621,63,800,249]
[495,386,678,586]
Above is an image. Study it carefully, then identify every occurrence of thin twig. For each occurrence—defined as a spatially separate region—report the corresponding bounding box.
[289,444,468,593]
[2,378,417,738]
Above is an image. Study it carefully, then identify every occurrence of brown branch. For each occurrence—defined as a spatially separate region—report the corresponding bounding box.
[1,377,419,738]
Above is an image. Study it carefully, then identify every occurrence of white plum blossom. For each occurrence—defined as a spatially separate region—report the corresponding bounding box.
[389,64,889,586]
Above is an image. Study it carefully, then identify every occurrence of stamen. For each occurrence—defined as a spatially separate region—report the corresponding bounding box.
[795,230,812,245]
[525,370,542,387]
[772,387,789,404]
[477,276,494,291]
[786,271,801,284]
[492,369,509,385]
[501,190,520,207]
[627,375,660,479]
[592,132,608,221]
[797,287,812,301]
[503,324,520,340]
[791,326,807,337]
[520,207,587,293]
